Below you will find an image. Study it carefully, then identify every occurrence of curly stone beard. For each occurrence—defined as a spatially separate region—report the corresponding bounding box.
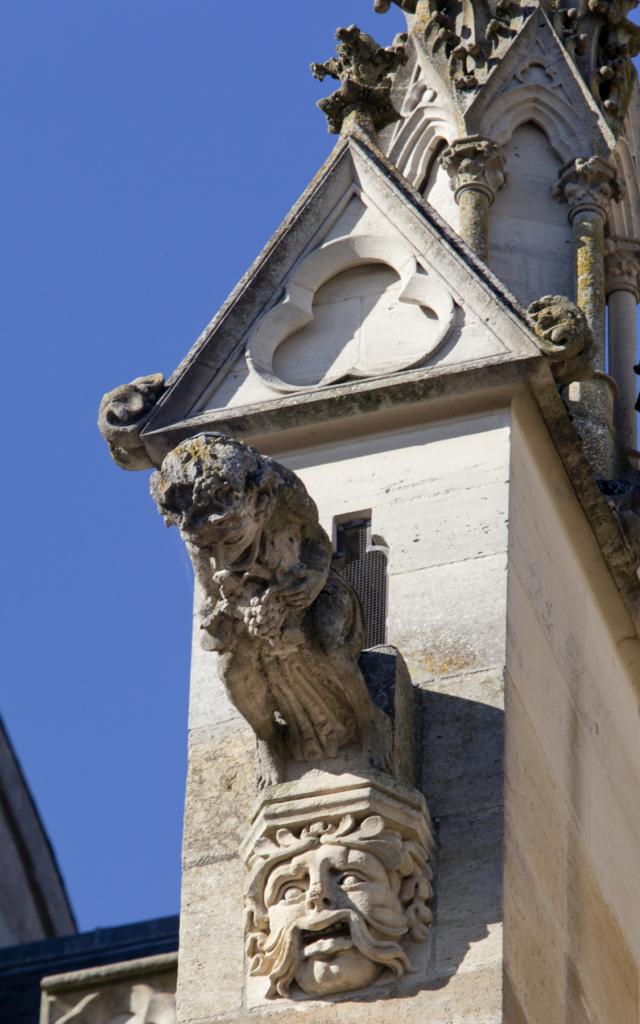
[254,906,412,998]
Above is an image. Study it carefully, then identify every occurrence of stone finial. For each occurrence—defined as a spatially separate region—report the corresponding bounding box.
[311,25,408,135]
[553,156,624,221]
[151,433,392,778]
[605,237,640,298]
[441,136,506,203]
[527,294,596,383]
[98,373,165,470]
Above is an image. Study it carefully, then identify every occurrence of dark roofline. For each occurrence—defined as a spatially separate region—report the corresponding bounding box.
[0,716,77,938]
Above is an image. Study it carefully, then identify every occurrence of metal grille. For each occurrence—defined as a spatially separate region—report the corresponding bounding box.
[335,517,388,649]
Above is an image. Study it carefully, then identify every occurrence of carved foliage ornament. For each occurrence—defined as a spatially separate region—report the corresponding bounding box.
[553,156,624,220]
[527,294,596,383]
[312,25,408,133]
[441,136,506,202]
[151,433,392,770]
[244,813,432,998]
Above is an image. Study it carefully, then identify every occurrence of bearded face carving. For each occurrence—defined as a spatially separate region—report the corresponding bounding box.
[245,815,432,999]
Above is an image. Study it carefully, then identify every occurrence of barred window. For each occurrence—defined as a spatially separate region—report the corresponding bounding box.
[334,513,388,649]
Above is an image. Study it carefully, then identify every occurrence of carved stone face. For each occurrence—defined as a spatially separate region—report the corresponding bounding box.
[152,435,273,572]
[262,843,405,997]
[527,295,587,352]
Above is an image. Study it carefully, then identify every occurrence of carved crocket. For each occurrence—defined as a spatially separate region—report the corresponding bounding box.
[151,433,391,772]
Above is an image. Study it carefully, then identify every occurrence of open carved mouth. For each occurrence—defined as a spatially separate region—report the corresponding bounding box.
[300,920,352,959]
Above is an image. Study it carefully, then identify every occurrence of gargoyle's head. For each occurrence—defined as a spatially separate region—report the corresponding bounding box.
[151,434,276,571]
[527,295,595,383]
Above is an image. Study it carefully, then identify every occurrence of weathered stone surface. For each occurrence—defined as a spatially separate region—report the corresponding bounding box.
[152,433,391,776]
[242,778,433,1001]
[98,373,165,470]
[41,955,177,1024]
[526,294,595,384]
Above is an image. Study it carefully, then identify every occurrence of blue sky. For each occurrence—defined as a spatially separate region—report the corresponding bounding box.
[1,2,406,932]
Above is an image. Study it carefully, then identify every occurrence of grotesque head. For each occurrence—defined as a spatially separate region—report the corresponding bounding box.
[151,434,277,572]
[527,295,594,383]
[245,815,432,999]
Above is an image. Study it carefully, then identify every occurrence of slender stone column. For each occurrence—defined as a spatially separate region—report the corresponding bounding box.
[441,136,506,262]
[553,156,624,477]
[605,237,640,454]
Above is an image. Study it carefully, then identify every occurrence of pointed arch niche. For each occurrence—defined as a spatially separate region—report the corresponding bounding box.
[488,121,574,306]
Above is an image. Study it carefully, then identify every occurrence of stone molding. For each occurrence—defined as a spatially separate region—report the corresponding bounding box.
[604,236,640,298]
[553,156,624,222]
[40,953,177,1024]
[312,25,408,134]
[441,136,506,204]
[241,773,434,1001]
[245,233,455,393]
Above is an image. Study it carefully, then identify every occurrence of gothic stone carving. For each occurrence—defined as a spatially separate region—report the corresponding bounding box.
[151,433,391,771]
[244,806,433,999]
[441,135,506,203]
[527,294,596,383]
[543,0,640,131]
[41,971,176,1024]
[312,25,408,134]
[98,373,165,470]
[553,156,624,221]
[605,236,640,298]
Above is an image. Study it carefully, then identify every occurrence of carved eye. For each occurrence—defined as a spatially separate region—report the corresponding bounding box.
[280,884,305,903]
[338,873,364,890]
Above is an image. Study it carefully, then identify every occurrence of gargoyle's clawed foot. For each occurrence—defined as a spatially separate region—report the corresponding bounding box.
[255,725,288,789]
[364,708,393,772]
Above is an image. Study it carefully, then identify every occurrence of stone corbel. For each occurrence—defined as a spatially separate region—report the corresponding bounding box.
[440,136,506,261]
[242,773,434,1000]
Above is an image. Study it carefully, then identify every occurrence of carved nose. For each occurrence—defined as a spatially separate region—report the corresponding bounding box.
[306,882,333,912]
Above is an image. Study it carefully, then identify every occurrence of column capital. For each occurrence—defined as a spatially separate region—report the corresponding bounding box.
[311,25,407,135]
[553,156,624,223]
[604,236,640,299]
[441,136,506,205]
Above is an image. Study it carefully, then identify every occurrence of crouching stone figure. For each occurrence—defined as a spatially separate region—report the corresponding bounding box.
[151,433,391,774]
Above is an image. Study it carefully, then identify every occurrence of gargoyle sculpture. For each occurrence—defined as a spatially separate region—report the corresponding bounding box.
[151,433,391,772]
[98,373,165,470]
[527,294,595,384]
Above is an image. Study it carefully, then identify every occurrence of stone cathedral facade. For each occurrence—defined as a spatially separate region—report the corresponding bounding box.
[28,1,640,1021]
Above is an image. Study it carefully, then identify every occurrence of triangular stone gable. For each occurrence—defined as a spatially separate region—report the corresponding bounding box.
[142,131,543,456]
[467,7,615,157]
